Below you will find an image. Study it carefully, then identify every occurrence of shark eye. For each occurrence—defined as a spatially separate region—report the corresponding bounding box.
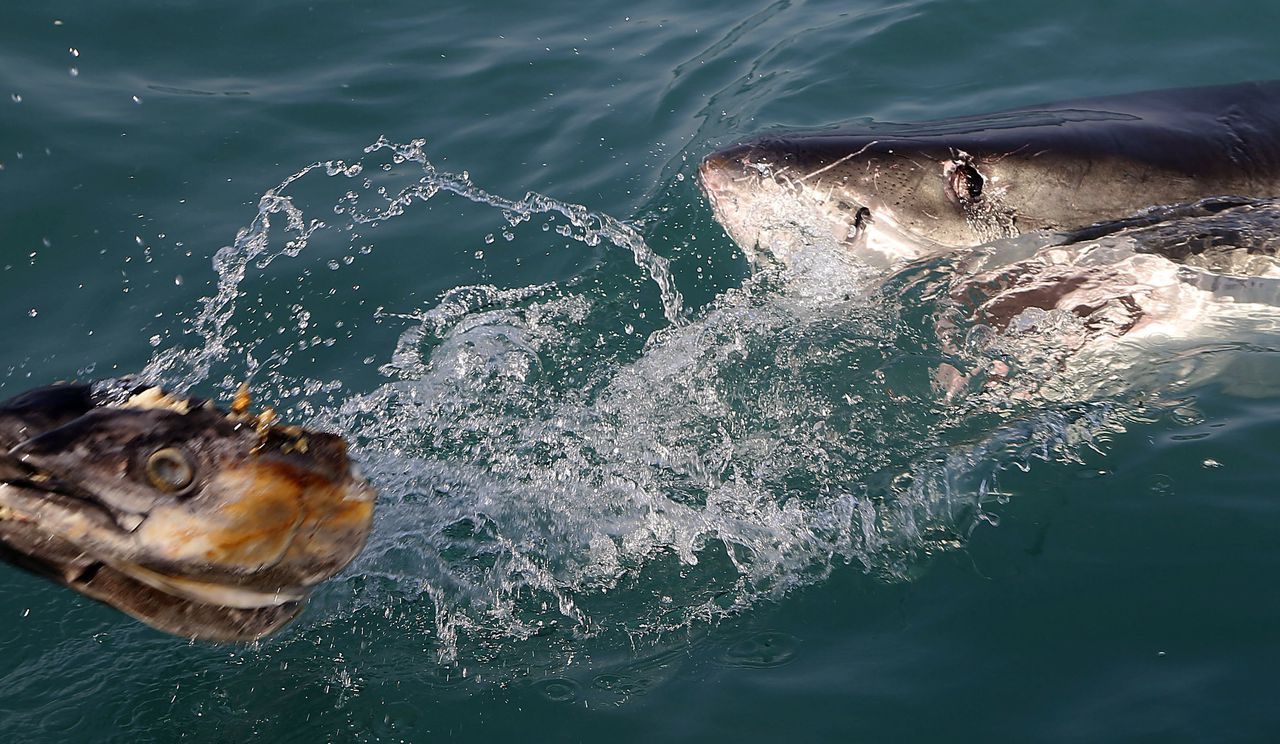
[948,162,984,203]
[853,207,872,230]
[146,448,195,494]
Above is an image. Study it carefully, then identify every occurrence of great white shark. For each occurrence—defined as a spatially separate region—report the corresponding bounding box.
[700,81,1280,403]
[699,81,1280,269]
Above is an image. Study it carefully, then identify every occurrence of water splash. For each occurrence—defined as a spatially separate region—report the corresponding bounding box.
[144,143,1280,678]
[143,137,684,393]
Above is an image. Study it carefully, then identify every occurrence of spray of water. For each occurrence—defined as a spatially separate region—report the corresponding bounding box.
[143,141,1280,677]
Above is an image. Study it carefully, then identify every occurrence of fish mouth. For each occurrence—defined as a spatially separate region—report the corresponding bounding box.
[0,381,376,641]
[0,501,310,640]
[0,530,311,641]
[105,559,308,608]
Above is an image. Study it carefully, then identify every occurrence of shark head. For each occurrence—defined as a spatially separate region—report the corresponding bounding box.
[700,85,1280,269]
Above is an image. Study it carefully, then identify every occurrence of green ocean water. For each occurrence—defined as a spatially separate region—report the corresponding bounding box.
[3,2,1280,741]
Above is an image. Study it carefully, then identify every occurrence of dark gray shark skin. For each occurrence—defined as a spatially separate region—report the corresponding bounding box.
[700,81,1280,267]
[0,381,376,641]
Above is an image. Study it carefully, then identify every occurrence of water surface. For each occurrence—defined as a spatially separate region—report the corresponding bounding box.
[3,2,1280,741]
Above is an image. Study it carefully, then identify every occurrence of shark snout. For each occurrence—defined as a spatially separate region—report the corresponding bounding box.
[698,149,738,206]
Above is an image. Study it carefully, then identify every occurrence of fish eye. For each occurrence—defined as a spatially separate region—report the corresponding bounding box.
[853,206,872,229]
[146,447,195,494]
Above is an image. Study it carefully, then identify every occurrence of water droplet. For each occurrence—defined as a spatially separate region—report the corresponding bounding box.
[1202,458,1223,469]
[69,67,79,77]
[9,94,20,103]
[27,309,37,317]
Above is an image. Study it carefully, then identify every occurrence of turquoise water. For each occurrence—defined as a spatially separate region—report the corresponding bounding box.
[4,2,1280,741]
